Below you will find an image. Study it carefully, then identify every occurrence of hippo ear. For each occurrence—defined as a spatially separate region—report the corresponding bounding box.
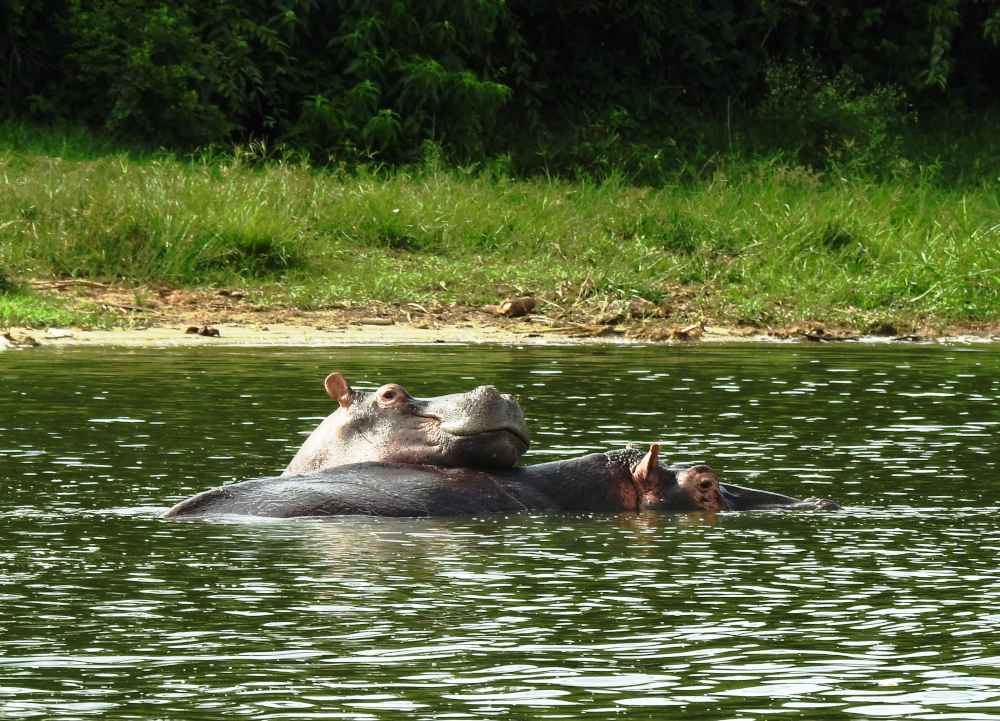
[632,443,660,484]
[324,373,354,409]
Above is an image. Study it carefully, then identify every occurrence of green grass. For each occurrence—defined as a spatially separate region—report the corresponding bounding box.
[3,117,1000,331]
[0,118,159,162]
[0,294,121,330]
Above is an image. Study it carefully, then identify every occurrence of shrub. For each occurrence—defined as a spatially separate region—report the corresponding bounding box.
[0,267,13,294]
[287,0,511,163]
[63,0,230,145]
[754,58,914,174]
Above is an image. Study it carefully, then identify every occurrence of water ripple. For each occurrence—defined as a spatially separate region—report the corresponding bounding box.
[4,345,1000,718]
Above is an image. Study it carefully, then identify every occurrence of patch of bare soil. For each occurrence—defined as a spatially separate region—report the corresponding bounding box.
[5,280,1000,349]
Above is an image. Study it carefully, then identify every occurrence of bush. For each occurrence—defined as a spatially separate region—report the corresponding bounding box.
[0,268,13,294]
[754,59,914,174]
[64,0,230,145]
[286,0,511,163]
[3,1,999,166]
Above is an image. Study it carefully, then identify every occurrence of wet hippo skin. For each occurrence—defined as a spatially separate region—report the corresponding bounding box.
[164,444,840,519]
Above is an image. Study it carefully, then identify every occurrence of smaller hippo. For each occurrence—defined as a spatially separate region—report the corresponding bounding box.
[284,373,530,475]
[163,444,840,519]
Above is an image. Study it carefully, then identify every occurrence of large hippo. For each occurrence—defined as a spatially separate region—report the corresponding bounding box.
[284,373,530,475]
[163,444,840,519]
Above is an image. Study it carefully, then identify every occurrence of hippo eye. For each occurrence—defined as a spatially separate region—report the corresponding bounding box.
[382,391,396,401]
[699,481,713,489]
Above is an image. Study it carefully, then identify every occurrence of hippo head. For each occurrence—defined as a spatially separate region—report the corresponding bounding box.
[628,445,839,512]
[629,444,727,511]
[283,373,530,475]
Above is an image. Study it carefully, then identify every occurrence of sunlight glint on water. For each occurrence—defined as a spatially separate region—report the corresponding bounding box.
[1,343,999,719]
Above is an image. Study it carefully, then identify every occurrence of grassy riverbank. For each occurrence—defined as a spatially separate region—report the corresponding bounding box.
[3,119,1000,334]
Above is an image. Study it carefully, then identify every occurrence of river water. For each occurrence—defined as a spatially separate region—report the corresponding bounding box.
[2,342,1000,719]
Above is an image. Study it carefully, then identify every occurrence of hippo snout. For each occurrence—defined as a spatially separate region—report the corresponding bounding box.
[435,385,530,445]
[464,385,518,405]
[467,385,505,403]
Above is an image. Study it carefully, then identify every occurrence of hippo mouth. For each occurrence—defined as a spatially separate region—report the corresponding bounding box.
[446,426,530,449]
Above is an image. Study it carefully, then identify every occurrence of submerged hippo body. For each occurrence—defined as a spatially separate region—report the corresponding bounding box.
[284,373,530,475]
[164,445,839,519]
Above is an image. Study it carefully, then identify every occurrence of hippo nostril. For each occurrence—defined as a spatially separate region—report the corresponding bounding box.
[477,386,501,400]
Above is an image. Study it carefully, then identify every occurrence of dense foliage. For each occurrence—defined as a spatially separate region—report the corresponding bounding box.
[2,0,999,165]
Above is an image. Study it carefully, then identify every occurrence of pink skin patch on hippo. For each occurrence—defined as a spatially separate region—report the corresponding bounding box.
[325,372,354,407]
[631,444,728,511]
[631,443,661,510]
[677,465,727,511]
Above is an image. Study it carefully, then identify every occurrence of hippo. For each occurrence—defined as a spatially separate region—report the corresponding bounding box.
[284,373,530,475]
[163,444,840,519]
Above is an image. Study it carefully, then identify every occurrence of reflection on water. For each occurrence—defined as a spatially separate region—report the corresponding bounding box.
[2,343,1000,719]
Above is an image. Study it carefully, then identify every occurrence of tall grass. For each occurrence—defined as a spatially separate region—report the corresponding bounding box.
[3,120,1000,329]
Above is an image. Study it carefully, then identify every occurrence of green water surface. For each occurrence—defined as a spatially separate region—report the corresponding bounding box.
[2,343,999,719]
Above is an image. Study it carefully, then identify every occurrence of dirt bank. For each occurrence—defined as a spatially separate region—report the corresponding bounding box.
[4,281,1000,349]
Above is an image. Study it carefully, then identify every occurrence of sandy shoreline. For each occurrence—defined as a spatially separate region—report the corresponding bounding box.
[3,321,540,348]
[4,319,1000,349]
[1,320,652,348]
[6,282,1000,349]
